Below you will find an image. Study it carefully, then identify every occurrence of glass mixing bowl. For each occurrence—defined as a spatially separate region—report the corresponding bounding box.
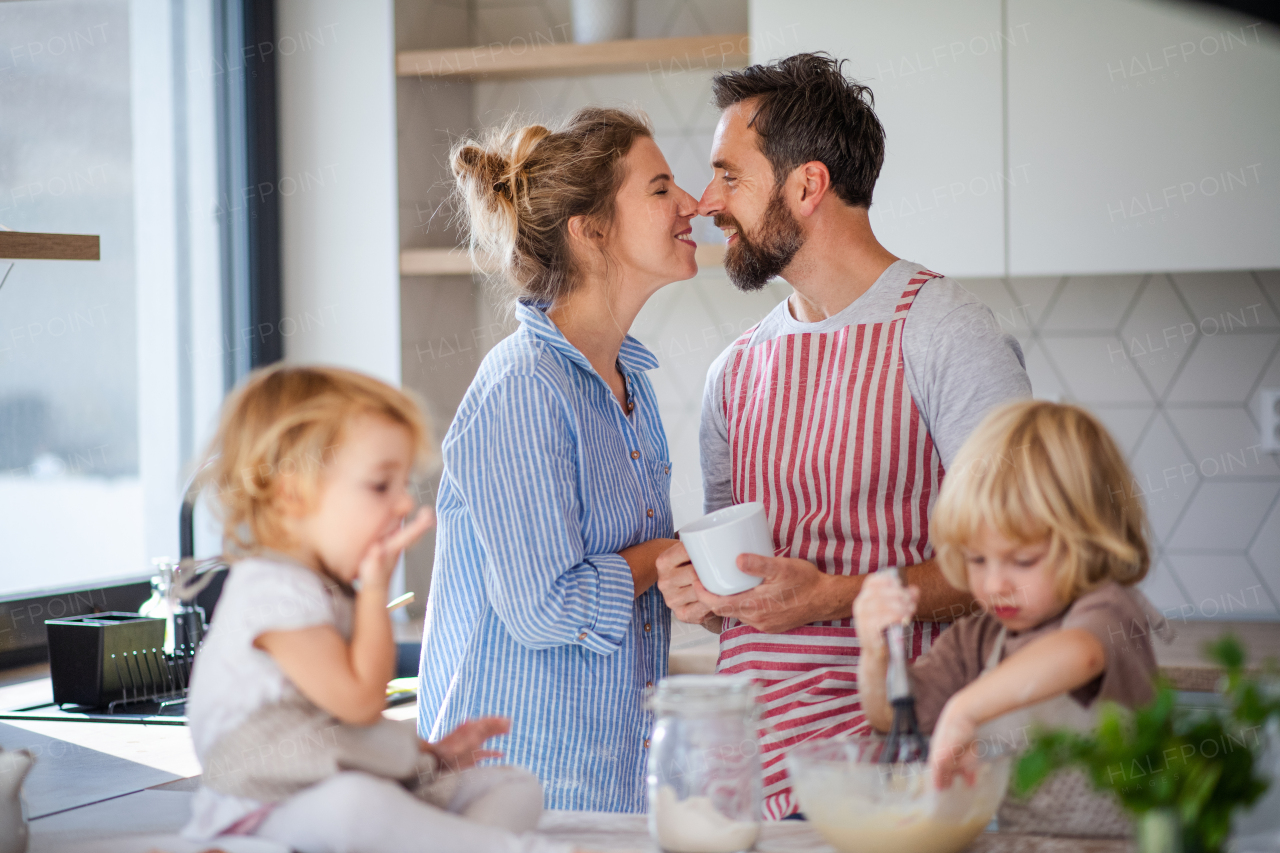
[787,736,1012,853]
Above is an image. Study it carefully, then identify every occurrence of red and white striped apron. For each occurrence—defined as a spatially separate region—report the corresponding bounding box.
[716,270,947,819]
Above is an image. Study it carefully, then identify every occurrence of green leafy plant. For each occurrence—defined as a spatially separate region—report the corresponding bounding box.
[1012,636,1280,853]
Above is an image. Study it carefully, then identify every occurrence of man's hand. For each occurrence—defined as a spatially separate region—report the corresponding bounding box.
[658,544,966,636]
[655,541,718,624]
[655,543,839,633]
[696,554,850,634]
[422,716,509,772]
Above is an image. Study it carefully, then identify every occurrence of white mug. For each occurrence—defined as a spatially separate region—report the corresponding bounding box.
[678,502,773,596]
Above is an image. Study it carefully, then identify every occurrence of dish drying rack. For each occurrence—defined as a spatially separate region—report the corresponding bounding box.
[103,467,227,714]
[41,553,225,717]
[105,640,199,715]
[18,475,228,724]
[104,554,224,714]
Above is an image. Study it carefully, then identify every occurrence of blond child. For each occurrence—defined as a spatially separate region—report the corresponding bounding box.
[855,399,1171,794]
[181,365,573,853]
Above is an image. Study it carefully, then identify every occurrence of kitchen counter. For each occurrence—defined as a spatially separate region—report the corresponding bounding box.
[537,811,1131,852]
[2,618,1275,850]
[29,802,1135,852]
[1152,619,1280,691]
[0,676,1137,852]
[670,619,1280,692]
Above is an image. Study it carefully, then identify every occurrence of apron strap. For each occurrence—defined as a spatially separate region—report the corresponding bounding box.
[983,626,1007,673]
[892,269,943,320]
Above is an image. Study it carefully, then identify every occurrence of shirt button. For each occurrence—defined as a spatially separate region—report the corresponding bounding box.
[577,632,587,641]
[646,681,653,688]
[646,508,654,518]
[644,623,652,632]
[630,450,640,460]
[644,738,651,749]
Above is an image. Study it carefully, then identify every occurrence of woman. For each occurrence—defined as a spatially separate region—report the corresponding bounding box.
[417,108,699,812]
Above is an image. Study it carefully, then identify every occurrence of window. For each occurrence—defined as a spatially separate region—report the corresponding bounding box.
[0,0,230,597]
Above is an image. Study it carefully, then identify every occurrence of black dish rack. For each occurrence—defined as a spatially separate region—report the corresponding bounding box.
[19,477,223,723]
[45,611,204,714]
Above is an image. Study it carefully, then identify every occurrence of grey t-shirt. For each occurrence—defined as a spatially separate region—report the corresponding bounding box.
[700,259,1032,512]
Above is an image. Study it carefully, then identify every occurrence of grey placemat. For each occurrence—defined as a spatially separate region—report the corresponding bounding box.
[0,722,179,818]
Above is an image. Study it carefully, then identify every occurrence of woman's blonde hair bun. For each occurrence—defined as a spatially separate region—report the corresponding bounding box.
[451,107,652,306]
[452,123,551,267]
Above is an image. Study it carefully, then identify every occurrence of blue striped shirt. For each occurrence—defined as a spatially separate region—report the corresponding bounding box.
[417,301,673,812]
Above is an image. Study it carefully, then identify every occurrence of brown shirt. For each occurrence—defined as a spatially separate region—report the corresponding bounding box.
[907,582,1171,734]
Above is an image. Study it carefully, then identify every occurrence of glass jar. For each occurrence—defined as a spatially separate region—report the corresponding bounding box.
[647,675,762,853]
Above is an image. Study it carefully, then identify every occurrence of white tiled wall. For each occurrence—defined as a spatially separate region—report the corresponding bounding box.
[960,271,1280,620]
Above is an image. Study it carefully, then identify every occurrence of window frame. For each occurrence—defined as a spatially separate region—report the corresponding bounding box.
[0,0,281,670]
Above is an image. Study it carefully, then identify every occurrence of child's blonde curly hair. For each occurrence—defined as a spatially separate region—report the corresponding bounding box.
[198,365,431,555]
[932,399,1149,602]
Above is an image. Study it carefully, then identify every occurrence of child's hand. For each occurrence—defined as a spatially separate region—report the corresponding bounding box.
[422,716,510,772]
[929,694,981,789]
[358,506,435,590]
[852,571,920,654]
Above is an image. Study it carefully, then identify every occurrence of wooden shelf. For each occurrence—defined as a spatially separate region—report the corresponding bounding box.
[400,247,478,276]
[401,243,725,277]
[397,33,748,80]
[0,231,99,261]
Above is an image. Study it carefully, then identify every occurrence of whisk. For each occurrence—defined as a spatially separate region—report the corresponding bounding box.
[878,567,929,764]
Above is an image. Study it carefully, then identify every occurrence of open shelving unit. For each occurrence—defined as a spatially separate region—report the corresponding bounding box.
[397,33,745,278]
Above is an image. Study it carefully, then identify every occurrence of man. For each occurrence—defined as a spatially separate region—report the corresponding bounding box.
[656,53,1032,818]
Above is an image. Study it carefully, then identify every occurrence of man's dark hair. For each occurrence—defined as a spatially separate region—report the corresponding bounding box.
[711,53,885,208]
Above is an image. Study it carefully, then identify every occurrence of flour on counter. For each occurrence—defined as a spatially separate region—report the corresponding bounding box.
[653,785,759,853]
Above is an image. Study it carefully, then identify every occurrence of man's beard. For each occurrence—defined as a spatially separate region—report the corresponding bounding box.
[717,185,805,292]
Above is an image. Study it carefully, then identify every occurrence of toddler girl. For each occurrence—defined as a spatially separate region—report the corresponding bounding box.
[855,400,1172,796]
[181,365,573,853]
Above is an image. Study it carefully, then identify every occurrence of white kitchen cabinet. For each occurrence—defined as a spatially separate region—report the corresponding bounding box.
[750,0,1279,277]
[1006,0,1280,275]
[750,0,1008,277]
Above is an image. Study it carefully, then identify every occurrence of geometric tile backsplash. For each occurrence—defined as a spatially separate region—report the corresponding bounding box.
[959,272,1280,620]
[397,0,1280,622]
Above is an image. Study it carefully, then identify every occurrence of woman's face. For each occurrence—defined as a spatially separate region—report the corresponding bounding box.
[600,136,699,292]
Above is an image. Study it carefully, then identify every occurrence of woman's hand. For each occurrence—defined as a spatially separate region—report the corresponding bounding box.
[620,537,681,599]
[929,692,981,789]
[422,716,510,772]
[358,506,436,590]
[852,571,919,654]
[655,541,716,623]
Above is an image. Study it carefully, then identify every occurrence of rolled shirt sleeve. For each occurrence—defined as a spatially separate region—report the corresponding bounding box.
[444,374,634,654]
